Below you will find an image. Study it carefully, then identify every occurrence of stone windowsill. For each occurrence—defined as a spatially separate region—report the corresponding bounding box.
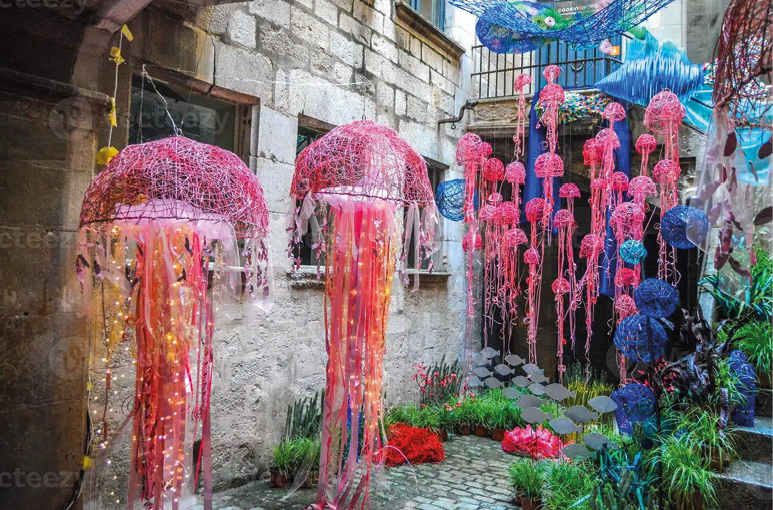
[288,267,452,288]
[394,2,466,63]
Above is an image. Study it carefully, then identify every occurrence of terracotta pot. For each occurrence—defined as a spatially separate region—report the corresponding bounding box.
[708,448,730,472]
[474,425,488,437]
[460,425,472,435]
[521,497,541,510]
[270,469,291,489]
[513,493,522,506]
[675,491,704,510]
[491,429,505,441]
[304,471,319,488]
[759,372,771,390]
[438,429,449,442]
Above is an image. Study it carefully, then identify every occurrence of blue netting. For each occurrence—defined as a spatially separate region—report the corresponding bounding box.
[452,0,676,45]
[660,205,709,249]
[612,382,656,434]
[595,32,704,106]
[476,16,551,54]
[634,278,680,318]
[614,314,667,362]
[436,179,478,221]
[620,239,647,264]
[728,350,757,427]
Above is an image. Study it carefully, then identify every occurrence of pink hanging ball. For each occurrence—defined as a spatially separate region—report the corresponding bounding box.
[602,102,626,122]
[495,201,519,225]
[583,139,603,167]
[524,247,540,265]
[542,65,561,83]
[635,134,657,155]
[552,277,571,295]
[645,91,685,135]
[629,176,657,198]
[480,142,493,158]
[612,202,645,226]
[591,178,608,191]
[462,231,483,252]
[614,268,640,288]
[525,197,548,223]
[553,209,574,227]
[514,73,533,90]
[505,161,526,185]
[652,160,681,184]
[539,83,565,106]
[479,204,497,222]
[455,132,483,165]
[488,192,504,205]
[596,128,621,149]
[580,234,602,258]
[504,228,528,247]
[611,172,630,191]
[615,294,639,317]
[534,152,564,178]
[482,158,505,181]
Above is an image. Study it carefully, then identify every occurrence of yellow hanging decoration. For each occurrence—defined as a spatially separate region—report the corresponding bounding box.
[121,24,133,42]
[107,97,117,127]
[96,146,119,165]
[82,456,94,470]
[110,46,124,65]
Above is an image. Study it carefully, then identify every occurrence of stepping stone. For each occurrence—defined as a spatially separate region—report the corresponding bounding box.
[736,416,773,463]
[716,460,773,510]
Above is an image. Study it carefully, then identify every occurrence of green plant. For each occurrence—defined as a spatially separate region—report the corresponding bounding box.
[451,394,479,428]
[412,405,442,432]
[592,447,656,510]
[414,357,461,405]
[507,458,547,500]
[283,390,324,440]
[700,246,773,322]
[655,435,718,510]
[386,403,420,428]
[565,361,609,385]
[271,438,312,475]
[709,357,749,408]
[735,320,773,379]
[544,461,594,510]
[487,400,523,430]
[675,407,739,469]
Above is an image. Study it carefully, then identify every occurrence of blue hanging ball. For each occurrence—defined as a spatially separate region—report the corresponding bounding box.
[614,314,667,363]
[660,205,709,249]
[634,278,680,318]
[619,239,647,264]
[612,382,656,424]
[436,179,477,221]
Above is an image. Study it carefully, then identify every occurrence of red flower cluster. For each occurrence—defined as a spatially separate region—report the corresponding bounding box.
[413,363,458,403]
[501,425,570,460]
[383,424,446,467]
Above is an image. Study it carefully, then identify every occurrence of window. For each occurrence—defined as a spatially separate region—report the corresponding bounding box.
[407,158,445,270]
[129,74,243,156]
[294,116,334,267]
[410,0,445,30]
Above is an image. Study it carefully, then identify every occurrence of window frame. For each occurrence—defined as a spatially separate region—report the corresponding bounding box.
[409,0,445,30]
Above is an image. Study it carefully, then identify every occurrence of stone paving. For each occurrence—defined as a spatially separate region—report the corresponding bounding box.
[200,435,519,510]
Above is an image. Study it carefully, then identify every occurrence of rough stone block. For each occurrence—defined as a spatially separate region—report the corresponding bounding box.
[398,49,430,81]
[215,43,274,102]
[330,30,364,67]
[395,89,407,115]
[376,81,395,110]
[338,12,371,45]
[315,0,339,26]
[353,0,384,32]
[255,158,295,214]
[406,95,431,123]
[227,10,257,49]
[259,24,308,67]
[422,44,444,73]
[291,7,330,50]
[257,107,298,165]
[372,32,399,63]
[248,0,291,27]
[431,68,455,96]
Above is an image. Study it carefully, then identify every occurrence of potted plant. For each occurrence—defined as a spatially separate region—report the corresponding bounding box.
[473,398,491,437]
[452,395,477,435]
[659,435,718,510]
[507,458,546,509]
[543,460,593,510]
[488,403,514,441]
[304,439,322,488]
[270,440,298,488]
[413,404,444,440]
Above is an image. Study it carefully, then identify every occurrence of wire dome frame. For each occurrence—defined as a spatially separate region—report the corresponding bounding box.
[612,382,656,424]
[452,0,676,45]
[79,136,269,239]
[660,205,710,249]
[620,239,647,264]
[634,278,680,318]
[291,120,435,206]
[436,179,478,221]
[614,314,668,363]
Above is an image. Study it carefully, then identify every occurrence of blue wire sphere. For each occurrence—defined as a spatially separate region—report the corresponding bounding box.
[436,179,477,221]
[634,278,680,318]
[620,240,647,264]
[614,314,667,363]
[728,350,757,426]
[660,205,709,249]
[612,382,656,429]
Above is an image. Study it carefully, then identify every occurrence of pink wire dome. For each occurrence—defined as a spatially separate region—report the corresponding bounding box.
[611,172,630,192]
[580,234,603,258]
[480,204,497,222]
[653,159,681,184]
[525,198,549,223]
[635,134,657,155]
[505,228,528,247]
[644,91,685,135]
[514,73,533,89]
[552,277,571,295]
[488,192,504,205]
[524,247,540,265]
[615,268,640,288]
[629,176,657,198]
[583,139,603,166]
[495,201,519,225]
[456,132,484,164]
[603,102,626,122]
[559,183,581,199]
[79,136,269,239]
[292,120,435,205]
[463,231,483,252]
[596,128,621,149]
[553,209,574,227]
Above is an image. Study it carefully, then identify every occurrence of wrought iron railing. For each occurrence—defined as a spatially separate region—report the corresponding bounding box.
[472,39,624,100]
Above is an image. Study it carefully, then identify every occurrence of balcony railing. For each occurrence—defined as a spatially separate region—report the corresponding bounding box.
[472,38,624,100]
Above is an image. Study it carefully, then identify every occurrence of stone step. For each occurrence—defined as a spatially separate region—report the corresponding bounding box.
[758,389,772,415]
[736,416,773,463]
[717,460,773,510]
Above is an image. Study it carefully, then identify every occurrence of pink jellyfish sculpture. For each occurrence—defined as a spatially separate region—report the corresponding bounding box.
[558,183,581,351]
[538,65,565,153]
[645,90,685,163]
[611,171,630,207]
[553,208,576,382]
[578,233,604,379]
[635,134,657,176]
[77,137,271,510]
[583,138,604,181]
[289,121,438,510]
[629,176,657,211]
